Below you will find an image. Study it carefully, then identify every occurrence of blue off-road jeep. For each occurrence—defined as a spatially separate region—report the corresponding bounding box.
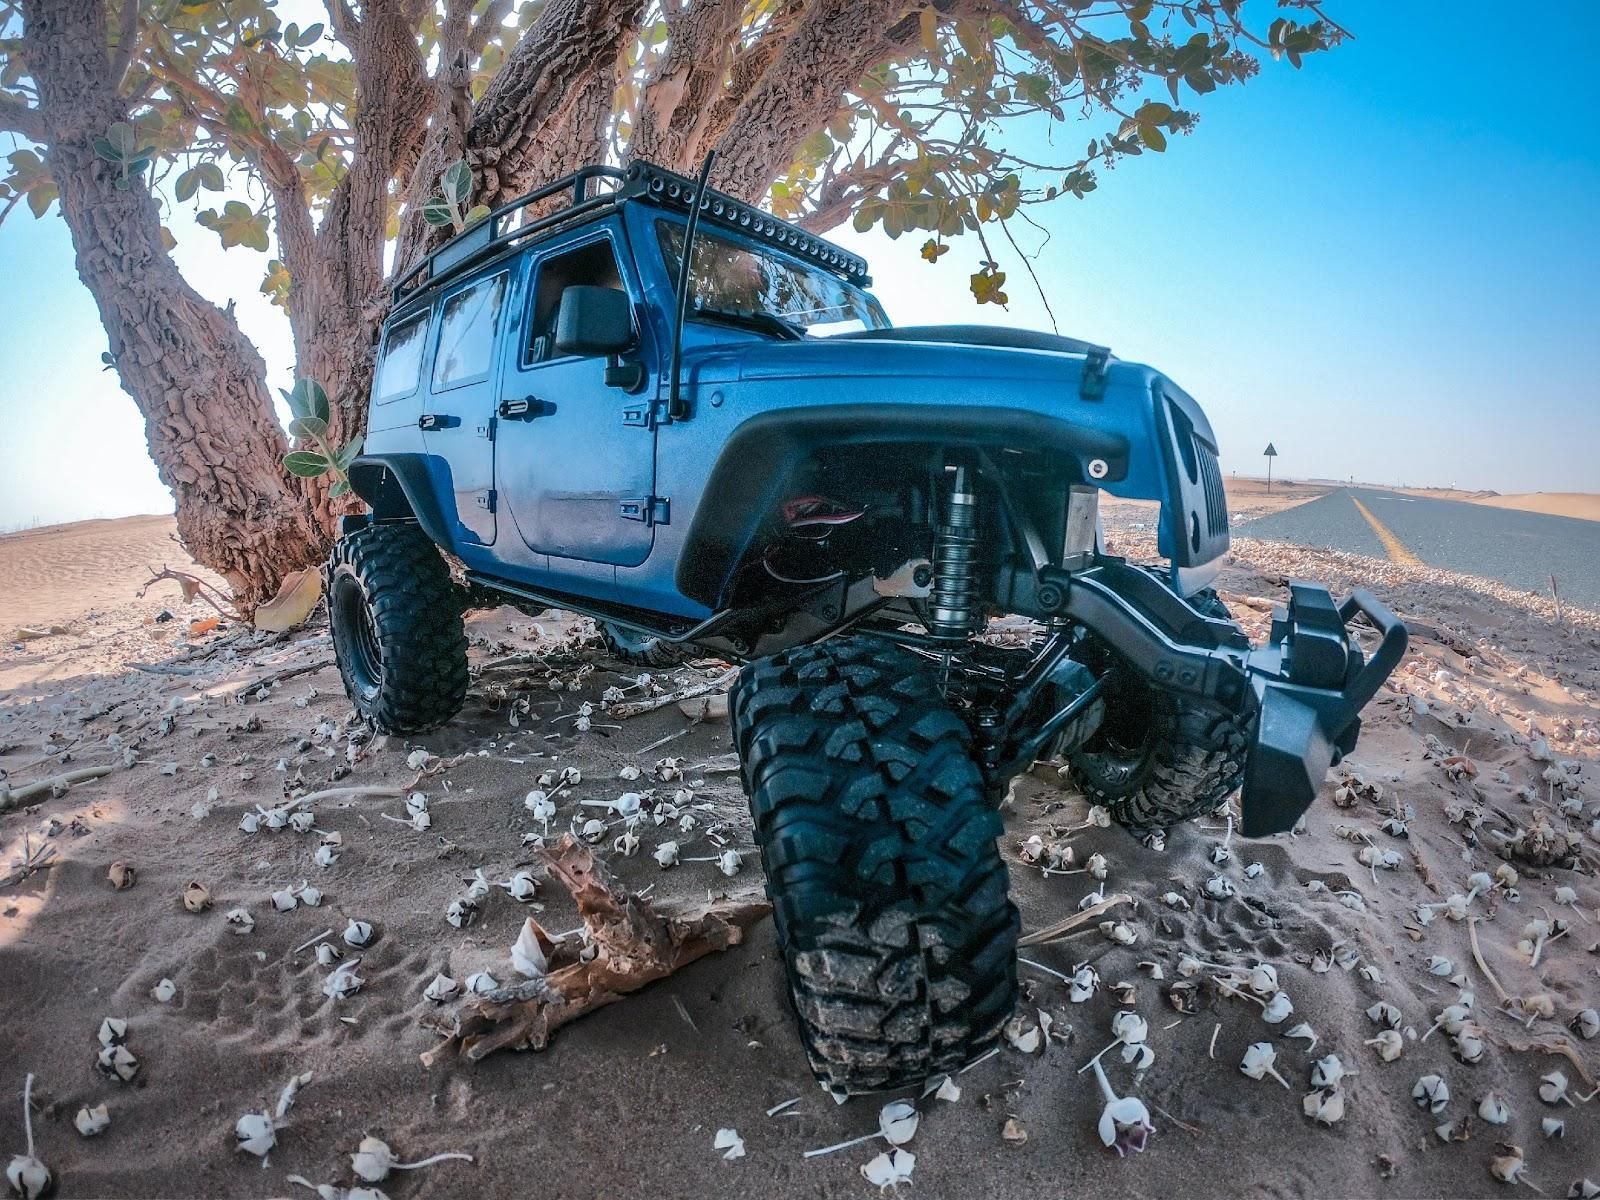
[328,160,1405,1092]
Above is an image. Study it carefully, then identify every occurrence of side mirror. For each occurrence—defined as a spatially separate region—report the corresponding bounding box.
[554,285,635,357]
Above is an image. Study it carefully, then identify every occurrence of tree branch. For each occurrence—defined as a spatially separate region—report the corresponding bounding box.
[107,0,139,92]
[0,92,47,142]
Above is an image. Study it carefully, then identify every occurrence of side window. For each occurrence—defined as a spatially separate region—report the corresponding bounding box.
[527,239,624,362]
[433,271,508,390]
[373,312,428,404]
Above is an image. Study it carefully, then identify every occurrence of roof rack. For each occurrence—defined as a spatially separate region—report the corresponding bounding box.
[390,160,870,308]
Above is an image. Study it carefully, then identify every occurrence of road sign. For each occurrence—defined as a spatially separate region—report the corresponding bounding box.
[1263,443,1277,491]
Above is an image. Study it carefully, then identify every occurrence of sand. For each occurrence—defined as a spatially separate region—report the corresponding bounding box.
[2,513,1597,1200]
[1472,493,1600,524]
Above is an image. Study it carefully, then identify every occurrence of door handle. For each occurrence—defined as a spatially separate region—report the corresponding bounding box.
[499,396,549,420]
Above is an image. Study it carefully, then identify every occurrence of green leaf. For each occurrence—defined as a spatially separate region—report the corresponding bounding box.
[282,451,332,477]
[421,198,454,227]
[441,159,472,205]
[93,138,122,164]
[107,122,136,156]
[329,477,351,498]
[335,436,365,470]
[288,415,328,441]
[285,378,330,423]
[1139,123,1167,152]
[296,21,323,46]
[462,204,491,228]
[197,162,226,191]
[175,168,201,202]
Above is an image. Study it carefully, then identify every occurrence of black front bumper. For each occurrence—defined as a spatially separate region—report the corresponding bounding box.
[1049,562,1408,835]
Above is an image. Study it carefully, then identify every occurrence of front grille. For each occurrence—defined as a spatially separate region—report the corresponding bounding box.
[1197,441,1227,537]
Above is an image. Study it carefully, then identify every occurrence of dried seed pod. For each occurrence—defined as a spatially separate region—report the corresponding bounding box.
[342,919,374,947]
[1003,1013,1043,1054]
[861,1148,915,1188]
[74,1103,110,1137]
[405,792,428,816]
[1453,1024,1487,1064]
[107,861,136,890]
[1100,921,1137,945]
[322,960,363,1000]
[1571,1009,1600,1041]
[1413,1073,1450,1113]
[271,888,299,913]
[315,942,343,967]
[653,840,680,868]
[1540,1117,1564,1139]
[314,844,340,868]
[1538,1071,1573,1106]
[423,974,459,1003]
[579,818,606,843]
[151,979,176,1004]
[465,870,492,901]
[1204,875,1236,900]
[617,764,641,781]
[716,850,742,877]
[1488,1144,1529,1186]
[879,1099,919,1145]
[506,870,539,902]
[1244,861,1265,879]
[1261,992,1295,1024]
[97,1017,128,1047]
[1241,1042,1290,1088]
[224,907,255,934]
[235,1112,276,1157]
[1161,891,1191,911]
[182,881,212,912]
[712,1129,745,1161]
[1311,1054,1348,1090]
[96,1044,138,1083]
[1286,1022,1319,1052]
[1302,1087,1345,1125]
[1068,967,1100,1004]
[1365,1030,1404,1061]
[289,811,316,834]
[1367,1001,1404,1029]
[1478,1093,1512,1125]
[511,918,548,979]
[1248,963,1279,996]
[465,971,499,995]
[295,884,323,907]
[1111,1011,1148,1045]
[239,812,261,834]
[1427,955,1455,976]
[445,897,479,929]
[350,1135,473,1182]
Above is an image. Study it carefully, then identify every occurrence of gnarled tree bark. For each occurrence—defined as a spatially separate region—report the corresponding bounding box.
[22,0,325,605]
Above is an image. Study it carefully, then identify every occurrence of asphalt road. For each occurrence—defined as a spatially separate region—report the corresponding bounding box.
[1238,487,1600,611]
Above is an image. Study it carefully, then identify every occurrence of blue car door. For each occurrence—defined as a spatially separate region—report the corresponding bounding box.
[496,226,658,567]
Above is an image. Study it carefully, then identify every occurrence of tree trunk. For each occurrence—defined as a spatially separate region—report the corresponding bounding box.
[23,0,327,607]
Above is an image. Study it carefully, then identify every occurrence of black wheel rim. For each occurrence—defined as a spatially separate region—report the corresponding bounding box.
[1080,668,1154,764]
[332,573,382,703]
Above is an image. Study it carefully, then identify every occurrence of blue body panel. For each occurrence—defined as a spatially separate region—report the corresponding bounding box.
[364,200,1225,622]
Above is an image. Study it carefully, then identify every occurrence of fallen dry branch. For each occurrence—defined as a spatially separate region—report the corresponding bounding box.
[609,668,739,719]
[1018,892,1134,947]
[0,834,57,888]
[235,658,336,694]
[420,834,769,1066]
[0,765,115,813]
[137,564,243,622]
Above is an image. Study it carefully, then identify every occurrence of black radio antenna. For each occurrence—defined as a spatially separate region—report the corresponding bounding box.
[668,150,716,421]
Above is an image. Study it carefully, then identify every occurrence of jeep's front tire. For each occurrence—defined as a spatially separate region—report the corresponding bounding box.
[326,524,468,734]
[731,636,1018,1093]
[1064,589,1249,834]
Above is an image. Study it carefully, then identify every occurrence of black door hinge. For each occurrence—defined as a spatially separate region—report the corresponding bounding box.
[476,489,497,513]
[618,496,669,525]
[477,416,497,442]
[621,401,654,429]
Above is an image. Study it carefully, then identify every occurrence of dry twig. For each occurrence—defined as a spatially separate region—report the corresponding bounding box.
[1018,893,1134,947]
[0,765,114,813]
[609,668,739,719]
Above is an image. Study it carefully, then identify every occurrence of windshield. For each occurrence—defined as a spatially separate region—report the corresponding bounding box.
[658,220,889,337]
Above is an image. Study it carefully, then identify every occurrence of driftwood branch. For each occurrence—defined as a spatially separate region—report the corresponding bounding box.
[0,765,115,813]
[610,668,739,719]
[1018,892,1134,947]
[421,834,769,1066]
[137,564,244,622]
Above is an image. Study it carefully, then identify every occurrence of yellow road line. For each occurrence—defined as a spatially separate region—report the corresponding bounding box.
[1350,495,1422,566]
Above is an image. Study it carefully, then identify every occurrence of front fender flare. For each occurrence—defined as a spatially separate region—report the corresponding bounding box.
[347,454,457,550]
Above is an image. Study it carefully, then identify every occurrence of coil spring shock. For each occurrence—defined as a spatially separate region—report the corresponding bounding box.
[929,464,980,643]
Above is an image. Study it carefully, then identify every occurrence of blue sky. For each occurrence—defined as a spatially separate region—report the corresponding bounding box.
[2,0,1598,529]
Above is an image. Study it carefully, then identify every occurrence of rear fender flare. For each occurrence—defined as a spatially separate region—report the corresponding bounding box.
[347,454,457,550]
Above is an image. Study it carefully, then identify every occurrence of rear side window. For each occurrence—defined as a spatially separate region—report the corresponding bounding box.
[433,272,508,390]
[373,312,428,403]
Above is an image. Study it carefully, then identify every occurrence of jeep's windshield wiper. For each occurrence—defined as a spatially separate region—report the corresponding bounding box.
[690,305,805,341]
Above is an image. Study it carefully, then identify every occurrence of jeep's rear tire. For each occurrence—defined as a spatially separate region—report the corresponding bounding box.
[597,620,690,668]
[326,524,468,734]
[731,636,1018,1093]
[1064,588,1249,833]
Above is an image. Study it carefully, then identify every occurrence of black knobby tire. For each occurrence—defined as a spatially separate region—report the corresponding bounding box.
[1065,588,1250,833]
[597,620,690,668]
[731,636,1019,1093]
[326,523,468,734]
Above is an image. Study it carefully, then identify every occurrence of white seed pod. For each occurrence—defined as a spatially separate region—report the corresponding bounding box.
[405,749,429,770]
[295,884,323,907]
[98,1017,128,1047]
[314,844,340,868]
[1365,1029,1404,1061]
[1084,805,1110,828]
[225,907,255,935]
[716,850,742,877]
[1367,1001,1403,1029]
[1285,1023,1319,1052]
[1100,921,1137,946]
[342,919,375,947]
[1453,1024,1487,1065]
[712,1128,745,1161]
[1412,1073,1450,1113]
[1069,966,1100,1003]
[1426,955,1454,976]
[1241,1042,1290,1087]
[879,1099,919,1145]
[511,918,548,979]
[1004,1013,1042,1054]
[151,978,176,1004]
[465,971,499,995]
[1495,863,1518,887]
[315,942,343,967]
[1161,891,1191,911]
[654,840,680,868]
[1302,1087,1345,1125]
[182,880,212,912]
[405,791,428,816]
[1210,843,1232,866]
[617,763,642,781]
[235,1112,276,1157]
[1571,1009,1600,1040]
[423,973,459,1003]
[560,766,582,786]
[1111,1011,1148,1046]
[1244,861,1265,879]
[289,811,316,834]
[1019,834,1045,864]
[1176,954,1205,977]
[1310,1054,1348,1091]
[74,1103,110,1137]
[1489,1146,1529,1186]
[1554,885,1578,905]
[351,1136,396,1182]
[1247,963,1279,996]
[263,807,290,830]
[1538,1070,1572,1105]
[96,1044,138,1083]
[464,869,492,901]
[239,812,261,834]
[5,1153,50,1200]
[506,870,539,902]
[271,888,299,913]
[524,790,554,819]
[579,818,606,843]
[322,960,363,1000]
[1086,852,1109,879]
[612,791,642,818]
[1540,1116,1564,1139]
[1478,1092,1511,1125]
[1204,875,1236,900]
[1261,991,1295,1025]
[1426,1003,1472,1039]
[861,1147,915,1189]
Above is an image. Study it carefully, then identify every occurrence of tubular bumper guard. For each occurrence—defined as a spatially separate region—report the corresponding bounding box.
[1047,565,1408,836]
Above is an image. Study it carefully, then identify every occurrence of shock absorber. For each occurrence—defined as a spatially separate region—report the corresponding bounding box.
[929,464,981,643]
